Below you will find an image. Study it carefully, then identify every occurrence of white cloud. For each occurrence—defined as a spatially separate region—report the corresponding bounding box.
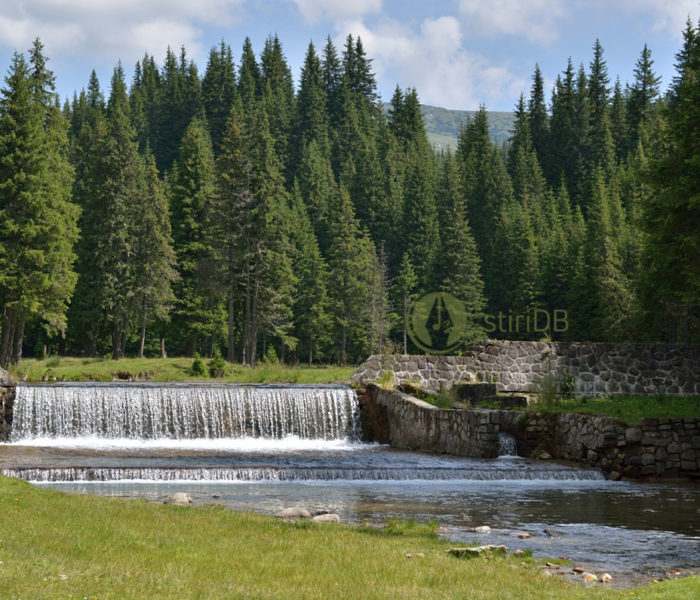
[336,16,526,110]
[290,0,382,25]
[458,0,566,44]
[614,0,700,36]
[0,0,244,66]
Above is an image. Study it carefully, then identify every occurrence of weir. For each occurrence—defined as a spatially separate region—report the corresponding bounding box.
[2,382,605,485]
[9,383,360,443]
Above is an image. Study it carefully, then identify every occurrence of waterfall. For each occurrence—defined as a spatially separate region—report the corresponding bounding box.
[2,465,606,483]
[498,432,518,457]
[9,384,360,443]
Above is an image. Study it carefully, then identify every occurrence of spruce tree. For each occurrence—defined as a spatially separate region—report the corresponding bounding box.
[202,41,236,152]
[643,20,700,342]
[0,44,79,365]
[169,116,220,356]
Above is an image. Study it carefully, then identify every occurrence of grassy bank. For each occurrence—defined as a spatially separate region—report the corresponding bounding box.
[0,475,697,599]
[529,395,700,425]
[7,357,354,385]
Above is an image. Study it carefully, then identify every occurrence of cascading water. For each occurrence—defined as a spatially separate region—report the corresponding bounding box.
[3,383,605,484]
[498,432,518,457]
[9,383,360,443]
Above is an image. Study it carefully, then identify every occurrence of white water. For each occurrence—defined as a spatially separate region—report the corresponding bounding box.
[9,384,360,443]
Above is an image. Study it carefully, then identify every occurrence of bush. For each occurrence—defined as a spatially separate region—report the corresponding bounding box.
[262,346,279,365]
[188,353,207,377]
[208,349,227,378]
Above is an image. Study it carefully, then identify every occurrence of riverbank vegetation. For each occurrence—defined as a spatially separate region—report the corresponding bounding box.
[0,19,698,369]
[0,475,697,599]
[6,357,354,384]
[529,394,700,425]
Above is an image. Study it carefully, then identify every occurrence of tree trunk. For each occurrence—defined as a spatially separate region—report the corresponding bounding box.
[227,291,235,362]
[139,324,146,358]
[161,338,167,359]
[403,296,408,354]
[11,315,25,365]
[112,321,125,360]
[0,308,14,368]
[341,323,346,366]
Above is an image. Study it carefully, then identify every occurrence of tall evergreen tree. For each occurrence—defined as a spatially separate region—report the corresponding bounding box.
[0,43,79,365]
[642,19,700,342]
[169,116,220,356]
[202,40,236,152]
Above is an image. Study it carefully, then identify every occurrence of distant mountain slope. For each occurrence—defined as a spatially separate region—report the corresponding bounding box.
[382,103,514,151]
[421,105,515,150]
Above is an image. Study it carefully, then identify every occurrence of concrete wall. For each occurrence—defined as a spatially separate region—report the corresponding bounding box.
[351,341,700,397]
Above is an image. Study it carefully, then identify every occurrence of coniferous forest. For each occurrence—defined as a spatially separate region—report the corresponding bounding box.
[0,23,698,368]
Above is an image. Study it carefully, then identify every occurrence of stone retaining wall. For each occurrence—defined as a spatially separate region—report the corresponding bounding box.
[363,384,501,458]
[360,385,700,478]
[0,386,14,442]
[500,412,700,479]
[351,341,700,397]
[0,367,15,442]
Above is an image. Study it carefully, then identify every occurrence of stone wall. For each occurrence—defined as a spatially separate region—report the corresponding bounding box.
[0,367,15,442]
[360,385,700,478]
[500,412,700,479]
[350,341,700,397]
[362,384,500,458]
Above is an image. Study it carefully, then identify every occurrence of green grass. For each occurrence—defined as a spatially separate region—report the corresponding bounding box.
[7,357,355,385]
[529,394,700,425]
[1,475,697,599]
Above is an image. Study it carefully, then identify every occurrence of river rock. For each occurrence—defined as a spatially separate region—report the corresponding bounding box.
[473,525,491,533]
[511,531,532,539]
[164,492,192,506]
[448,545,508,558]
[312,513,340,523]
[276,507,311,519]
[600,573,612,583]
[582,572,598,582]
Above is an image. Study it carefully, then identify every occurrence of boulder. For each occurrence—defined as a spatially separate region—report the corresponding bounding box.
[276,507,311,519]
[164,492,192,506]
[448,545,508,558]
[473,525,491,533]
[0,367,15,386]
[312,513,340,523]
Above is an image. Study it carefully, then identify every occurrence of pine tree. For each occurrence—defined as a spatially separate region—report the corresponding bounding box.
[169,116,220,356]
[260,35,295,171]
[626,44,661,154]
[326,186,375,364]
[289,185,331,364]
[241,104,297,365]
[457,106,513,306]
[133,154,178,357]
[202,41,236,152]
[393,252,417,354]
[528,64,549,172]
[585,169,633,340]
[434,154,486,345]
[0,43,79,366]
[642,19,700,342]
[294,41,329,168]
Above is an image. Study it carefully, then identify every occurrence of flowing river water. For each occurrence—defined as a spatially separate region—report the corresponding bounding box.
[1,383,698,587]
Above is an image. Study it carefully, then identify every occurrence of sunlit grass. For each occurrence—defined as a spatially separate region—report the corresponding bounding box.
[8,357,355,385]
[1,475,697,599]
[529,394,700,425]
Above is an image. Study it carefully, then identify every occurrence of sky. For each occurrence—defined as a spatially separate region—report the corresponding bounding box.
[1,1,699,112]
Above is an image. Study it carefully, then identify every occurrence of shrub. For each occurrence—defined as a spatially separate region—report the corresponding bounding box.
[188,353,207,377]
[208,349,227,378]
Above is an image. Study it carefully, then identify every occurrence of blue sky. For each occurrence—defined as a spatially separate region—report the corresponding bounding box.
[1,1,698,112]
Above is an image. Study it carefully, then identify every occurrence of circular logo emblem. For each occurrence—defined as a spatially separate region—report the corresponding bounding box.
[407,291,468,354]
